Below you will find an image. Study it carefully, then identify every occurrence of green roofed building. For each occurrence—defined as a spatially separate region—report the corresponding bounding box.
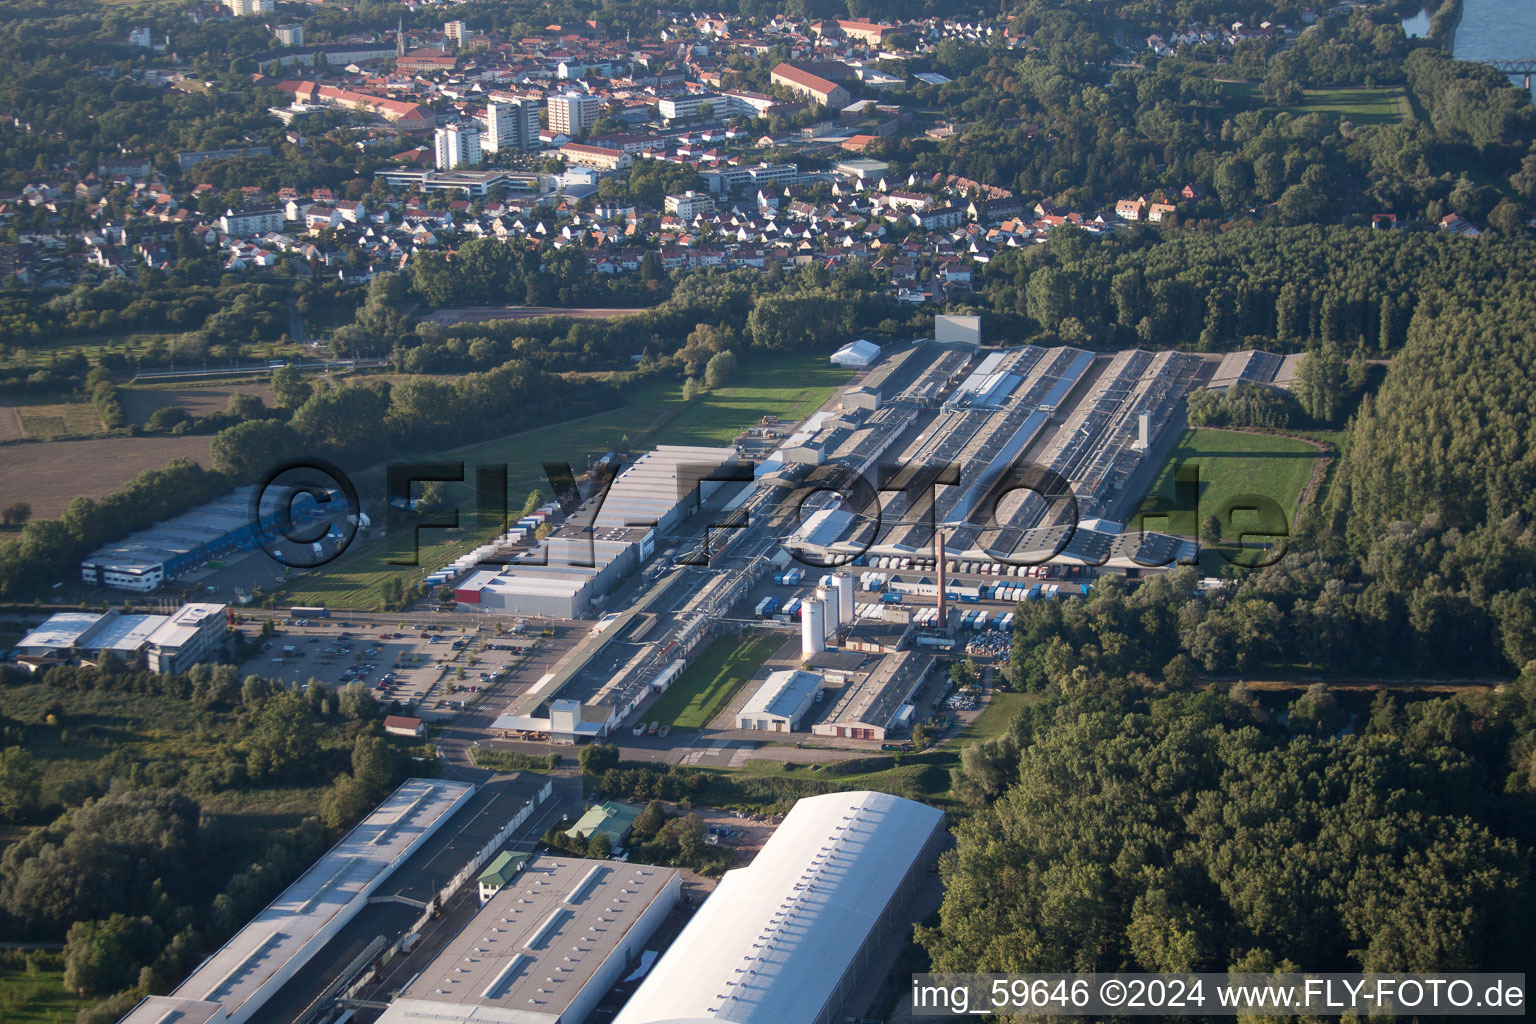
[476,850,531,903]
[565,800,641,849]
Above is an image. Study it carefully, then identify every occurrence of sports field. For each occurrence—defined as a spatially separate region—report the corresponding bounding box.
[278,353,851,610]
[1132,428,1326,566]
[1219,81,1408,126]
[646,635,779,730]
[1289,86,1408,125]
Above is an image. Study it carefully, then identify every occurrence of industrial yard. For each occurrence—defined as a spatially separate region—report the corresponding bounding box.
[25,323,1327,1024]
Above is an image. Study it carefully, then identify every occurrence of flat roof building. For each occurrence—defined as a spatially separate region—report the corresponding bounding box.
[16,611,111,657]
[15,605,224,674]
[146,602,227,674]
[736,669,824,732]
[613,791,944,1024]
[811,650,931,741]
[120,779,476,1024]
[376,856,681,1024]
[455,446,737,620]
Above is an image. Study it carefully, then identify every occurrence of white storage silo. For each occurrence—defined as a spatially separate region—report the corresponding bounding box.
[819,586,840,638]
[802,598,827,657]
[833,573,856,625]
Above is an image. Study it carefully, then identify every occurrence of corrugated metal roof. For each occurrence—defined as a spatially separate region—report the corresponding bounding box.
[614,791,943,1024]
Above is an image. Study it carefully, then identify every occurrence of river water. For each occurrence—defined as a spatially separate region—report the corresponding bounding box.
[1403,0,1536,95]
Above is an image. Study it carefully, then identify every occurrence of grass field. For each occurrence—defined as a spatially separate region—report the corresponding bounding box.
[951,690,1037,745]
[1218,80,1408,126]
[118,381,277,427]
[1288,86,1408,125]
[707,749,961,809]
[646,635,779,729]
[279,353,851,610]
[0,953,91,1024]
[1132,428,1327,567]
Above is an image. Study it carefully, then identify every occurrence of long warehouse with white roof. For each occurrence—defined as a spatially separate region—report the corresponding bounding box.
[613,791,945,1024]
[453,445,738,618]
[118,779,476,1024]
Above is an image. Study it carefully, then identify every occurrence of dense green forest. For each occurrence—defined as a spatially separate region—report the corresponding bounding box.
[925,676,1534,974]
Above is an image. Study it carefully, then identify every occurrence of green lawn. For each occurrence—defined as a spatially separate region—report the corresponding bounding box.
[279,352,852,610]
[646,635,779,729]
[1131,428,1326,568]
[1288,86,1408,125]
[706,749,962,809]
[951,690,1037,745]
[654,357,852,446]
[1216,80,1408,126]
[0,954,92,1024]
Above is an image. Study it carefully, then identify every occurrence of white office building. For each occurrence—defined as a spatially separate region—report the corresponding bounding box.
[657,92,723,121]
[434,123,481,170]
[664,190,715,218]
[145,602,228,674]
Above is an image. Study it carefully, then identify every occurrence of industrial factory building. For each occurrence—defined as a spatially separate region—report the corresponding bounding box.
[117,776,555,1024]
[810,650,931,741]
[735,668,824,732]
[374,856,681,1024]
[14,603,228,674]
[118,779,478,1024]
[453,445,738,618]
[78,485,338,593]
[613,791,945,1024]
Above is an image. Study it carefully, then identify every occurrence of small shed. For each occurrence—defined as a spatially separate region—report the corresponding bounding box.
[477,850,532,903]
[383,715,425,738]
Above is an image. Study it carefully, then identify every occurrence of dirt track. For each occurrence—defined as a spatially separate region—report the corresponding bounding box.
[422,305,647,325]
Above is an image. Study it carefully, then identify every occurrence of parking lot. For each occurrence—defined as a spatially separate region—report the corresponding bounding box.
[237,615,554,716]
